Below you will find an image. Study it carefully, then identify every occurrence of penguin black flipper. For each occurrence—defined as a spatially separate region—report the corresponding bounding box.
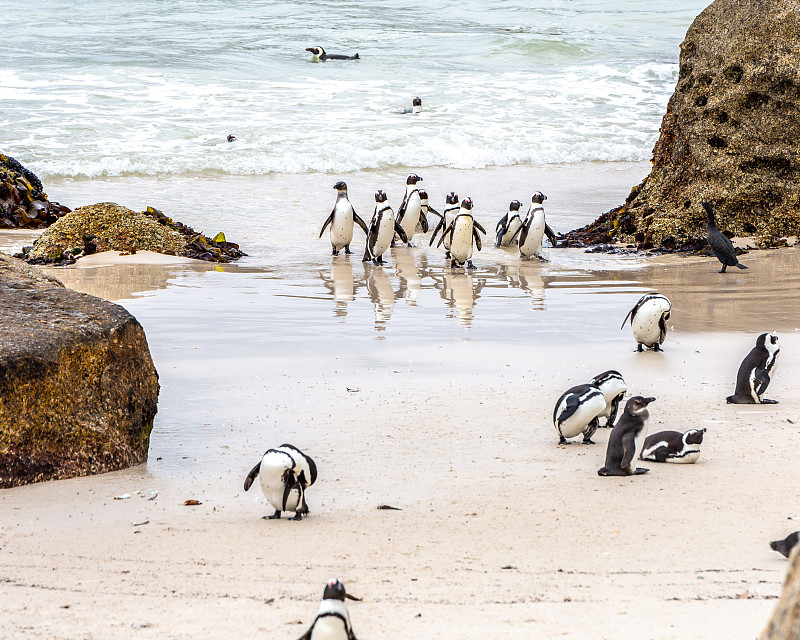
[296,624,314,640]
[353,211,369,235]
[428,205,441,218]
[473,220,487,235]
[473,228,482,252]
[619,431,637,472]
[394,222,408,244]
[620,305,636,330]
[513,222,528,246]
[419,212,429,233]
[436,222,453,248]
[553,391,582,424]
[429,218,444,246]
[243,461,261,491]
[544,223,558,247]
[319,210,335,238]
[754,367,772,398]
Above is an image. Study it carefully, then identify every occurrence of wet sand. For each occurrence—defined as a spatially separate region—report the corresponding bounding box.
[1,165,799,639]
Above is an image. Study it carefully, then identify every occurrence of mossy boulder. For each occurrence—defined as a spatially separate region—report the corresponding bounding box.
[0,252,160,488]
[760,546,800,639]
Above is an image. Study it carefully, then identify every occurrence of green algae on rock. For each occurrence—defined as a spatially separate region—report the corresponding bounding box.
[0,252,160,488]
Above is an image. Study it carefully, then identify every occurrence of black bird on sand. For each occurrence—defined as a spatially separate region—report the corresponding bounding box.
[702,202,748,273]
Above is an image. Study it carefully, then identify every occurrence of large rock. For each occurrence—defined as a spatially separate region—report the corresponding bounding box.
[0,154,70,229]
[0,252,159,488]
[760,546,800,639]
[590,0,800,248]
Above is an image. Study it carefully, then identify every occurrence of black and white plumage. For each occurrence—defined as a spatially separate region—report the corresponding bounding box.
[362,190,407,265]
[640,428,706,463]
[589,370,627,427]
[726,332,780,404]
[620,293,672,351]
[226,134,236,142]
[429,191,460,256]
[319,181,369,256]
[395,173,424,246]
[297,579,359,640]
[511,192,557,259]
[436,197,486,269]
[416,189,435,234]
[553,383,607,444]
[402,96,422,114]
[598,396,655,476]
[770,532,800,559]
[495,200,524,247]
[703,202,747,273]
[306,46,360,61]
[244,444,318,520]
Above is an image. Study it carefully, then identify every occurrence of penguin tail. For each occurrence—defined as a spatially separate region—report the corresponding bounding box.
[735,262,748,269]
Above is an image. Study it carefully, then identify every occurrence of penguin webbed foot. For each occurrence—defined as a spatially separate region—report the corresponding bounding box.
[633,467,650,475]
[558,436,568,445]
[636,344,643,352]
[760,398,778,404]
[290,512,304,521]
[466,260,476,270]
[581,437,595,445]
[265,511,282,520]
[653,344,663,352]
[344,245,352,254]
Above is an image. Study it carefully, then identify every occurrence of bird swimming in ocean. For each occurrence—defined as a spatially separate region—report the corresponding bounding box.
[702,202,748,273]
[306,46,360,61]
[402,97,422,114]
[226,134,236,142]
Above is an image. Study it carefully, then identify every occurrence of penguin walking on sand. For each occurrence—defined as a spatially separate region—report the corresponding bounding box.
[429,191,460,257]
[363,190,407,265]
[703,202,748,273]
[495,200,524,247]
[511,192,558,259]
[553,383,607,444]
[726,332,780,404]
[244,444,317,520]
[770,532,800,559]
[437,197,486,269]
[641,428,706,463]
[306,46,360,61]
[395,173,423,246]
[598,396,655,476]
[297,579,360,640]
[589,370,627,427]
[320,181,369,256]
[620,293,672,351]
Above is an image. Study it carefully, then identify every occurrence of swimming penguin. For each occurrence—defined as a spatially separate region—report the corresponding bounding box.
[620,293,672,352]
[226,134,236,142]
[640,428,706,463]
[511,192,558,259]
[495,200,524,247]
[598,396,655,476]
[417,189,437,233]
[437,197,486,269]
[589,370,627,427]
[306,46,360,61]
[362,190,407,265]
[770,531,800,559]
[297,579,360,640]
[402,97,422,114]
[243,444,318,520]
[726,332,780,404]
[319,181,369,255]
[429,191,460,257]
[553,383,608,444]
[395,173,423,246]
[703,202,748,273]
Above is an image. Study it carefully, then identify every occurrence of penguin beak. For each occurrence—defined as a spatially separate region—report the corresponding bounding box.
[642,397,656,404]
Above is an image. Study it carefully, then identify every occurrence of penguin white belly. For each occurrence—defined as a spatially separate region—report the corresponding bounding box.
[442,212,456,250]
[558,394,606,438]
[500,217,522,246]
[669,450,701,464]
[399,198,421,241]
[520,218,545,257]
[310,617,348,640]
[257,453,298,512]
[449,219,474,264]
[633,428,649,464]
[330,203,354,250]
[631,311,663,347]
[371,212,395,258]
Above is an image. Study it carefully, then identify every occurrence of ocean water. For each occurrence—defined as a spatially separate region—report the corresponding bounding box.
[2,0,710,178]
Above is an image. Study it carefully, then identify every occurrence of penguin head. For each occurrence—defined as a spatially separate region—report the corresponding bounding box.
[374,189,388,203]
[418,189,429,204]
[333,181,348,193]
[322,578,347,601]
[446,192,459,205]
[306,46,324,57]
[509,200,522,211]
[406,173,422,185]
[627,396,655,416]
[460,197,473,210]
[226,134,236,142]
[412,97,422,107]
[531,192,547,204]
[684,428,706,445]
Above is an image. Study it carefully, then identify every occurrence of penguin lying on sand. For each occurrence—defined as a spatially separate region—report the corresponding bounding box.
[244,444,317,520]
[770,531,799,559]
[641,428,706,463]
[297,579,360,640]
[553,383,607,444]
[727,332,780,404]
[620,293,671,351]
[589,370,626,427]
[703,202,748,273]
[320,181,369,256]
[598,396,655,476]
[306,46,360,61]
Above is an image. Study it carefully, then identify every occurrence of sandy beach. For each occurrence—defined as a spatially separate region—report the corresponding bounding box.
[1,164,799,639]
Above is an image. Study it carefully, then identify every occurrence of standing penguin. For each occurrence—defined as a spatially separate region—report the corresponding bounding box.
[362,190,408,265]
[305,46,360,61]
[641,428,706,463]
[243,444,318,520]
[319,181,369,255]
[726,332,780,404]
[598,396,656,476]
[703,202,748,273]
[553,383,608,444]
[589,370,627,427]
[429,191,460,257]
[512,192,558,259]
[297,579,360,640]
[495,200,524,247]
[620,293,672,351]
[395,173,424,246]
[416,189,436,233]
[437,197,486,269]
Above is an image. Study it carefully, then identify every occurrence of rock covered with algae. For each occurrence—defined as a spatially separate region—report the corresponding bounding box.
[0,154,70,228]
[0,252,160,488]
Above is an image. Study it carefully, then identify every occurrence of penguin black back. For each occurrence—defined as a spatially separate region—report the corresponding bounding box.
[770,531,799,559]
[598,396,655,476]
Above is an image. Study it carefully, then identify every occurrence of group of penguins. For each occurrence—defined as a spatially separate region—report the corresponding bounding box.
[319,174,558,269]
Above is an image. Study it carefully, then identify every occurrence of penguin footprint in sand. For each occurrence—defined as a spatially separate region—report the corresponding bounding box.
[297,579,360,640]
[244,444,317,520]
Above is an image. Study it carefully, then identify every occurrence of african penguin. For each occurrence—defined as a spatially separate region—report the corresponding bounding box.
[598,396,655,476]
[620,293,672,352]
[362,190,407,265]
[553,383,607,444]
[495,200,524,247]
[306,46,360,61]
[437,197,486,269]
[226,134,236,142]
[243,444,318,520]
[417,189,437,233]
[319,181,369,255]
[589,370,627,427]
[726,332,780,404]
[770,532,800,559]
[395,173,423,246]
[511,192,558,259]
[641,428,706,463]
[429,191,460,257]
[402,96,423,114]
[297,579,360,640]
[703,202,747,273]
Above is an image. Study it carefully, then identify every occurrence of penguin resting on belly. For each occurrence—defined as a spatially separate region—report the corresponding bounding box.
[598,396,655,476]
[640,428,706,463]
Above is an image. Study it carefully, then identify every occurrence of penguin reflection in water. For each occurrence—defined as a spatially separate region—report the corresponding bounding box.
[727,332,780,404]
[297,579,361,640]
[362,190,407,265]
[703,202,748,273]
[320,181,369,256]
[243,445,317,520]
[598,396,655,476]
[436,197,486,269]
[620,293,671,352]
